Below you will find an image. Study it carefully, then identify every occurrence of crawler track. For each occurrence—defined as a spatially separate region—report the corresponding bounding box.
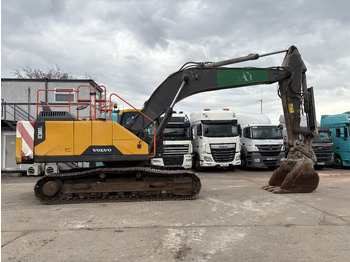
[34,166,201,204]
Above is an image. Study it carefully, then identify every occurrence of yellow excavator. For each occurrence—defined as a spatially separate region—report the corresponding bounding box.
[16,45,319,204]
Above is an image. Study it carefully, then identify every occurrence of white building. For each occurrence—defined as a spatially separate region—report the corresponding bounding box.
[1,78,101,173]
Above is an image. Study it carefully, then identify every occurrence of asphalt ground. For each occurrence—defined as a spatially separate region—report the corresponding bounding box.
[1,167,350,262]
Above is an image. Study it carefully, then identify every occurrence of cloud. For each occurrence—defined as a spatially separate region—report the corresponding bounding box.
[2,0,350,122]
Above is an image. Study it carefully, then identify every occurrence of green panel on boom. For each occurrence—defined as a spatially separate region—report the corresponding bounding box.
[217,69,269,87]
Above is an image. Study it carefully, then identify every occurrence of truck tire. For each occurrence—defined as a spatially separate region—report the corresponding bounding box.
[240,158,248,170]
[333,154,343,169]
[194,157,203,172]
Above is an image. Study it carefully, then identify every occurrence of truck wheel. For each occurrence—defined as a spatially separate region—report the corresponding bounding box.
[228,165,236,171]
[333,155,343,169]
[241,158,247,170]
[194,157,203,172]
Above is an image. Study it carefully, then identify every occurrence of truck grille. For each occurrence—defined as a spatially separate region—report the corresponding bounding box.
[256,145,282,157]
[164,144,190,155]
[210,143,236,163]
[262,159,279,166]
[313,145,333,162]
[211,149,235,162]
[163,155,184,166]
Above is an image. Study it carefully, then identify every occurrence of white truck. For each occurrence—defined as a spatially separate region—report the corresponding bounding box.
[236,113,285,169]
[162,112,193,169]
[190,109,241,171]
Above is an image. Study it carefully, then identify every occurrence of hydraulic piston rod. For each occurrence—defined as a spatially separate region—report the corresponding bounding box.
[203,49,288,68]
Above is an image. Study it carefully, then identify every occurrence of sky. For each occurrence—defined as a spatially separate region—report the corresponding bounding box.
[2,0,350,124]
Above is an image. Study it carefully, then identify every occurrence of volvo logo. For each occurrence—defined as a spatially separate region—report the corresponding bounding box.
[267,145,273,150]
[82,146,119,156]
[92,148,112,153]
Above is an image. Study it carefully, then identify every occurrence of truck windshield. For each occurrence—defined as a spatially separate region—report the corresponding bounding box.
[164,127,191,140]
[203,123,239,137]
[313,131,332,143]
[252,126,283,139]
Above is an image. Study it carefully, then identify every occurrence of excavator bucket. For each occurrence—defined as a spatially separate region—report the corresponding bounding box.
[263,46,319,193]
[262,153,319,193]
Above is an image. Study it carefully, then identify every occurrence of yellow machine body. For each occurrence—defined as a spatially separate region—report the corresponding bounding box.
[33,120,149,163]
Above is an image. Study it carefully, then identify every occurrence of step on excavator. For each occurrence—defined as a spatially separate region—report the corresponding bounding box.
[16,45,319,204]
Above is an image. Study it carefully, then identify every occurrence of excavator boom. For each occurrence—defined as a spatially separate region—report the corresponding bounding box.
[129,66,290,138]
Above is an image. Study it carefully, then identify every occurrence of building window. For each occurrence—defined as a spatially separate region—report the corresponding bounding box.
[54,88,75,103]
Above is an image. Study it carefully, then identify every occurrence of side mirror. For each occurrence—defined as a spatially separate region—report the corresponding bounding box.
[336,127,348,140]
[197,124,202,136]
[344,127,348,139]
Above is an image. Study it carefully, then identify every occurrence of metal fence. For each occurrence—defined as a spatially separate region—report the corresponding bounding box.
[1,101,36,121]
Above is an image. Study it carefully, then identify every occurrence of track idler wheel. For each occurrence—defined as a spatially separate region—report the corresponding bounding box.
[42,180,61,197]
[262,155,319,193]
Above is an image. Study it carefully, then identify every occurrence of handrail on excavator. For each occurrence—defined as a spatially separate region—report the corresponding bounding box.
[36,89,77,116]
[109,93,157,158]
[76,85,92,119]
[94,85,107,119]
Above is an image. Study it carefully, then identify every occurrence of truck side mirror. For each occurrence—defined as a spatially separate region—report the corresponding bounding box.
[336,127,348,140]
[238,124,242,136]
[336,128,341,137]
[196,124,202,136]
[344,127,348,139]
[243,127,251,138]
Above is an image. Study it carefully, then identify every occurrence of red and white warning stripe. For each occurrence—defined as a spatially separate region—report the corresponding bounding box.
[16,121,35,159]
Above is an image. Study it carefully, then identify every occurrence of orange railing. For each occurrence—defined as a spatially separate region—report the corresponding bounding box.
[37,86,107,120]
[36,89,77,116]
[94,85,107,119]
[76,85,93,119]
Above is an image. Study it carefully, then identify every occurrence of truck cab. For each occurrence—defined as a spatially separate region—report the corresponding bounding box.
[161,112,192,168]
[280,115,334,168]
[309,127,334,168]
[321,112,350,168]
[190,109,241,171]
[236,113,284,169]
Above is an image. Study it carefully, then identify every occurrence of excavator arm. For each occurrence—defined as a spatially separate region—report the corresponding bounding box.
[263,46,319,193]
[129,45,319,193]
[129,64,290,138]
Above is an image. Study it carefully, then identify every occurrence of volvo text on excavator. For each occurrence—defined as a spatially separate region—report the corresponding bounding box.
[16,45,319,204]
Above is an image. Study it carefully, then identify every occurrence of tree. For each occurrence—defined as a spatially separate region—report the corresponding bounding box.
[12,65,76,79]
